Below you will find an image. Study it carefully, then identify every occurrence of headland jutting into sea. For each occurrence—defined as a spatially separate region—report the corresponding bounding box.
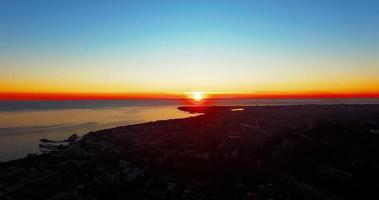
[1,105,379,200]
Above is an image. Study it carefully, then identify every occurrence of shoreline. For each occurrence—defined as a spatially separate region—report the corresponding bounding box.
[1,104,379,199]
[3,104,379,163]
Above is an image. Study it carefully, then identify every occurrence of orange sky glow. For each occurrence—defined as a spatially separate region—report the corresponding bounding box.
[1,91,379,101]
[1,1,379,101]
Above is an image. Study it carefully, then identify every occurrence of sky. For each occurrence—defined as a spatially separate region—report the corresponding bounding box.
[1,0,379,99]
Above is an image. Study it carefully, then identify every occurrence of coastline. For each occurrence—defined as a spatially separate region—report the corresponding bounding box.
[3,104,379,163]
[1,104,379,199]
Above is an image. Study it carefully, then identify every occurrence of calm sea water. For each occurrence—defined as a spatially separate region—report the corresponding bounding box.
[1,98,378,161]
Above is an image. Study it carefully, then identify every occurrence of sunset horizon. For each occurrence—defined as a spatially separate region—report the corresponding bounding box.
[1,1,379,199]
[1,91,379,101]
[2,1,378,99]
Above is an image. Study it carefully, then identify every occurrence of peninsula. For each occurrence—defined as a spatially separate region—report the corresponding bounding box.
[1,105,379,200]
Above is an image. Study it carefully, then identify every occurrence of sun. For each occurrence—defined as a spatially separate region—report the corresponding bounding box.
[191,91,205,102]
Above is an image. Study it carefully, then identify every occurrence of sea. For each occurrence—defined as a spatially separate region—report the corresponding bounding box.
[1,98,379,161]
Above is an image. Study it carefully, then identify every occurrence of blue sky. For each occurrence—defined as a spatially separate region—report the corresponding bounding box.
[1,0,378,94]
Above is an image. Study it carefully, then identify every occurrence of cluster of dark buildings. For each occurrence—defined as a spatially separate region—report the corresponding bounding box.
[1,105,379,199]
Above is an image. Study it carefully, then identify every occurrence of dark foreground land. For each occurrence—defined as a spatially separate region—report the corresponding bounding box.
[2,105,379,200]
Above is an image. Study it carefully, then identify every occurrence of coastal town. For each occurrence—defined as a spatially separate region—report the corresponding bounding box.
[1,105,379,199]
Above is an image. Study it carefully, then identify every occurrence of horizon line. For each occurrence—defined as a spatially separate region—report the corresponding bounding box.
[1,92,379,101]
